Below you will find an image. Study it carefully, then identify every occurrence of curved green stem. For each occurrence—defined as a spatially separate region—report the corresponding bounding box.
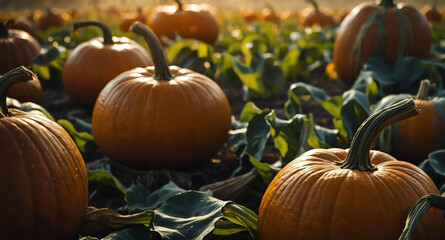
[399,194,445,240]
[379,0,396,8]
[0,66,36,118]
[305,0,319,12]
[415,80,431,100]
[0,20,14,38]
[174,0,183,11]
[73,21,114,45]
[337,99,418,171]
[130,22,173,81]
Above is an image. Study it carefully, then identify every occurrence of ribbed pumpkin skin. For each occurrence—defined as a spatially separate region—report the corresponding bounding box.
[8,75,42,103]
[62,37,152,106]
[0,29,41,75]
[149,5,219,45]
[92,66,231,167]
[333,2,431,85]
[0,109,88,240]
[258,148,445,240]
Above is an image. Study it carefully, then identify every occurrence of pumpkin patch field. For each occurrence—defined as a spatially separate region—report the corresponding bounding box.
[2,0,445,239]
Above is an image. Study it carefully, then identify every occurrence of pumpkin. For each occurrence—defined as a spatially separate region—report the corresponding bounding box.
[333,0,431,85]
[118,7,149,32]
[7,70,42,103]
[36,8,67,31]
[374,80,445,165]
[148,0,219,45]
[92,22,231,167]
[259,4,281,24]
[258,99,445,240]
[300,0,335,27]
[0,20,41,75]
[8,16,37,38]
[62,21,153,106]
[424,0,442,22]
[0,66,88,240]
[240,9,260,22]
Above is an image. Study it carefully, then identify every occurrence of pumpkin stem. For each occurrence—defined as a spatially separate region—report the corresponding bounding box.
[265,3,276,14]
[305,0,319,12]
[174,0,183,11]
[415,79,431,100]
[337,99,418,171]
[398,194,445,240]
[130,22,173,81]
[378,0,396,8]
[0,66,36,118]
[0,20,14,38]
[73,21,114,45]
[432,0,438,10]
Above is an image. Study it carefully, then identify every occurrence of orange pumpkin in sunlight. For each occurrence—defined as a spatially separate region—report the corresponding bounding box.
[118,7,149,32]
[92,23,231,167]
[333,0,431,85]
[63,21,152,106]
[301,0,335,27]
[148,0,219,45]
[36,8,67,30]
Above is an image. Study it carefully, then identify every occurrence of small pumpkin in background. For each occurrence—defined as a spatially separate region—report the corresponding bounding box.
[333,0,431,86]
[258,99,445,240]
[7,70,42,104]
[36,8,67,31]
[424,0,442,22]
[374,80,445,165]
[118,7,149,32]
[62,21,152,106]
[149,0,219,45]
[0,20,41,75]
[240,8,260,22]
[92,22,231,167]
[7,16,37,38]
[0,66,88,240]
[258,4,281,24]
[300,0,335,27]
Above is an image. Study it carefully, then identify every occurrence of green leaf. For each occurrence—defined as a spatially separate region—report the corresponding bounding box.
[245,110,272,161]
[232,56,269,98]
[340,90,371,141]
[87,169,128,195]
[101,225,152,240]
[6,97,54,121]
[31,47,62,65]
[57,119,98,155]
[281,47,301,81]
[239,101,264,122]
[151,191,229,240]
[428,150,445,176]
[249,156,280,185]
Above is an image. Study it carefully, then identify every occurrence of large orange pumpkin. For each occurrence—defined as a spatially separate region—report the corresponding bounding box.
[148,0,219,45]
[333,0,431,85]
[300,0,335,27]
[0,20,41,75]
[62,21,153,106]
[258,99,445,240]
[0,66,88,240]
[374,80,445,165]
[92,22,231,167]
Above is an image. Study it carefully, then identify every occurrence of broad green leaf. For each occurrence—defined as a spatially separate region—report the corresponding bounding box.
[216,203,258,237]
[31,47,62,65]
[87,169,128,195]
[239,101,265,122]
[232,56,268,97]
[245,110,272,161]
[281,47,301,81]
[6,97,54,121]
[249,156,280,185]
[57,119,98,155]
[101,225,152,240]
[151,191,228,240]
[428,150,445,176]
[340,90,371,141]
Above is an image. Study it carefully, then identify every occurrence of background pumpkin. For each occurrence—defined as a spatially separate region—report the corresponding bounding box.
[424,0,442,22]
[62,21,153,106]
[92,22,231,167]
[0,66,88,240]
[36,8,67,31]
[118,7,149,32]
[333,0,431,86]
[0,20,41,75]
[6,69,42,103]
[300,0,335,28]
[258,99,445,240]
[374,80,445,165]
[148,0,219,45]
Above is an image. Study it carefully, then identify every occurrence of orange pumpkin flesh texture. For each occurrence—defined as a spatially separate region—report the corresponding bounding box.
[258,99,445,240]
[92,23,231,167]
[333,0,431,85]
[149,0,219,45]
[63,21,153,106]
[0,21,41,75]
[0,67,88,240]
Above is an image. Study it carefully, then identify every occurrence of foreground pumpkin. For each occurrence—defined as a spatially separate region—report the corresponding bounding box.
[424,0,442,22]
[92,22,231,167]
[62,21,153,106]
[149,0,219,45]
[258,99,445,240]
[0,67,88,240]
[0,20,41,75]
[300,0,335,27]
[333,0,431,85]
[375,80,445,165]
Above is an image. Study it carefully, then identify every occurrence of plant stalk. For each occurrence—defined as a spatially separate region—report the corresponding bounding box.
[379,0,396,8]
[73,21,114,45]
[174,0,183,11]
[415,80,431,100]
